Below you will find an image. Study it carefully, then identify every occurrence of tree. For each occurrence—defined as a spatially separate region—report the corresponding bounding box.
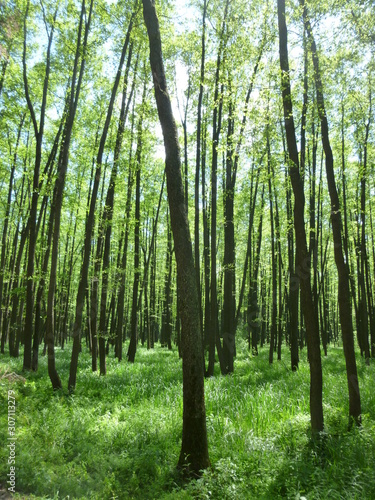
[277,0,323,433]
[142,0,210,476]
[21,0,58,371]
[44,0,93,390]
[127,81,145,363]
[301,0,361,426]
[68,4,137,391]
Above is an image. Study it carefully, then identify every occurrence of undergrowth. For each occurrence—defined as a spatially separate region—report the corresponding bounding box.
[0,339,374,499]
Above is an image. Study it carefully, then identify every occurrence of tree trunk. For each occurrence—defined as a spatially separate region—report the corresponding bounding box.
[301,0,361,426]
[22,2,57,371]
[127,88,145,363]
[142,0,210,476]
[0,114,24,352]
[161,214,173,349]
[68,7,135,390]
[267,122,277,365]
[278,0,323,433]
[115,131,135,362]
[194,0,207,342]
[248,182,265,355]
[207,0,229,377]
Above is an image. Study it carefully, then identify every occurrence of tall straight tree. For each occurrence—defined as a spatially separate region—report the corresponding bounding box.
[277,0,323,433]
[45,0,93,390]
[95,44,135,374]
[194,0,207,338]
[301,0,361,425]
[222,44,263,373]
[0,113,24,348]
[127,81,146,363]
[142,0,210,476]
[267,117,277,364]
[207,0,229,376]
[22,1,58,370]
[68,4,137,391]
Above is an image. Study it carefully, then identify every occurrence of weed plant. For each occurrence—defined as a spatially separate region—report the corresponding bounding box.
[0,339,374,499]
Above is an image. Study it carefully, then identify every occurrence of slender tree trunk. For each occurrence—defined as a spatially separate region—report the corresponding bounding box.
[286,168,299,370]
[222,95,236,373]
[248,182,265,355]
[32,193,54,371]
[267,121,277,364]
[137,175,165,349]
[161,214,173,349]
[9,219,29,357]
[194,0,207,341]
[68,7,136,390]
[115,121,135,362]
[341,103,359,343]
[235,163,260,331]
[0,54,9,98]
[142,0,210,476]
[278,0,323,433]
[0,114,24,352]
[369,198,375,357]
[302,0,361,426]
[97,45,134,374]
[127,86,145,363]
[358,86,372,362]
[274,181,282,361]
[23,2,57,370]
[202,119,211,358]
[207,0,229,376]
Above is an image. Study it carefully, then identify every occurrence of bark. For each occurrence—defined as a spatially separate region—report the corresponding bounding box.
[301,0,361,426]
[358,85,372,361]
[236,163,260,331]
[285,167,299,371]
[278,0,323,433]
[142,0,210,476]
[202,118,211,356]
[194,0,207,340]
[68,6,136,390]
[0,114,24,352]
[161,214,173,349]
[267,122,277,365]
[32,119,66,369]
[0,54,9,97]
[222,93,236,373]
[207,0,229,377]
[247,182,265,355]
[127,99,143,363]
[45,0,93,389]
[96,44,134,374]
[369,196,375,357]
[23,1,57,370]
[274,178,283,361]
[8,173,29,357]
[341,103,359,339]
[115,114,136,362]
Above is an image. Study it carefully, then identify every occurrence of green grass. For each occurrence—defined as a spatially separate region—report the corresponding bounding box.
[1,339,374,499]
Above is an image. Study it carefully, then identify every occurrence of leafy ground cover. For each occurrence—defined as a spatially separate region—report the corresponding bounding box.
[1,340,374,499]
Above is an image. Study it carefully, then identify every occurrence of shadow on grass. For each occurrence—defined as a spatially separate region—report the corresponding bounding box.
[264,425,375,499]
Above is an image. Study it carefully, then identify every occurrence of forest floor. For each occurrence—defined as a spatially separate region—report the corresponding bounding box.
[0,337,374,499]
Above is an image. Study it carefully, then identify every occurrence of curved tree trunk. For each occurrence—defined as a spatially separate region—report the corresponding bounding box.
[68,6,136,390]
[22,1,57,371]
[301,0,361,426]
[142,0,210,476]
[278,0,323,433]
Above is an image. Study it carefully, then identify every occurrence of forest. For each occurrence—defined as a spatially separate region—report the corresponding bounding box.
[0,0,375,498]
